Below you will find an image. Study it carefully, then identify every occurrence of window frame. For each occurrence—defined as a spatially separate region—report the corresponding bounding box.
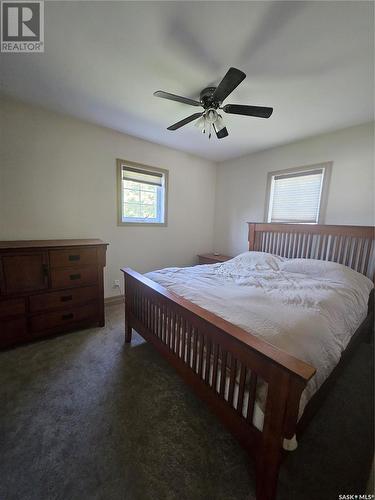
[264,162,332,224]
[117,159,169,227]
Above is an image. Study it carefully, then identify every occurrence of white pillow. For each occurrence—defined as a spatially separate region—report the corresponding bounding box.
[282,258,355,276]
[217,251,285,275]
[280,258,373,296]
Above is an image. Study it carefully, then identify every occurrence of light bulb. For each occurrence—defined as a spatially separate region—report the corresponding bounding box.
[195,115,205,131]
[205,108,218,124]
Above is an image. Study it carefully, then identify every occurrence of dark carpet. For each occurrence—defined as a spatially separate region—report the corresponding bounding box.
[0,304,373,500]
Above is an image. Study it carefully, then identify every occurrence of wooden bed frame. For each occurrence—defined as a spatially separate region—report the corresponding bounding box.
[121,223,374,500]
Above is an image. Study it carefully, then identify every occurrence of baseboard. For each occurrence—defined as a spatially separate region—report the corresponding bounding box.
[105,294,124,306]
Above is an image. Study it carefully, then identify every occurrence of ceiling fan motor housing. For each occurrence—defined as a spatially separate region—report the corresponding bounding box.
[200,87,219,108]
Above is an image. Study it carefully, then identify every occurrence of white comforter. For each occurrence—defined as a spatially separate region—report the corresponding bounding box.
[146,252,373,413]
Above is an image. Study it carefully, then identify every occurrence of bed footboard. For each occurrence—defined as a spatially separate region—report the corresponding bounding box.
[121,268,316,500]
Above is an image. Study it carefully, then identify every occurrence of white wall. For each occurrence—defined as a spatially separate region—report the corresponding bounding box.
[214,123,375,257]
[0,97,216,297]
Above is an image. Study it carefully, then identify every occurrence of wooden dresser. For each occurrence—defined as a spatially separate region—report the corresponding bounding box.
[0,239,108,349]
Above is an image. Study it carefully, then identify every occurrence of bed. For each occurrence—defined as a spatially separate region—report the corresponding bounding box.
[121,223,374,500]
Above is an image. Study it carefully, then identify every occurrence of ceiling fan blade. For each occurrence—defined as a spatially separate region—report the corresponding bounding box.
[167,113,203,131]
[154,91,201,107]
[212,67,246,103]
[222,104,273,118]
[214,124,229,139]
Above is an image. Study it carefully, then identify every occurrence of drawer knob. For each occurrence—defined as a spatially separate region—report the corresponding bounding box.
[70,274,81,280]
[68,255,80,261]
[62,313,74,320]
[60,295,73,302]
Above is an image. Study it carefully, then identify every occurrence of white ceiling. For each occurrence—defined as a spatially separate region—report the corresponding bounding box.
[1,1,373,161]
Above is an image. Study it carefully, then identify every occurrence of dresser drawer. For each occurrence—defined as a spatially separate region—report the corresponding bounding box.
[30,303,97,333]
[29,286,98,312]
[0,318,28,347]
[49,247,97,268]
[0,298,26,318]
[50,266,98,289]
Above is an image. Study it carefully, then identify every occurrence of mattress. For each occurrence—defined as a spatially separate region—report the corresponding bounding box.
[145,251,373,449]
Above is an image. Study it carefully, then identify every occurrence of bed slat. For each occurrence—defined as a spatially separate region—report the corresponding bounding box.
[192,328,198,371]
[220,350,228,397]
[246,372,258,424]
[237,363,247,415]
[204,338,212,384]
[212,343,219,391]
[228,355,237,406]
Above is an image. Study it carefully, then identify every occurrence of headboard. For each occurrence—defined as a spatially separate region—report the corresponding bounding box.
[248,223,375,279]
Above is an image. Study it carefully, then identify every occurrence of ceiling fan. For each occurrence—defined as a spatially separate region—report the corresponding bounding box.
[154,67,273,139]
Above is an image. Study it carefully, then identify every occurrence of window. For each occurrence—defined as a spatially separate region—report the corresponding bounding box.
[117,159,168,225]
[265,162,332,224]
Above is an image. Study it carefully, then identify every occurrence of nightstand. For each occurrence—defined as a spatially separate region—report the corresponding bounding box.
[197,253,232,265]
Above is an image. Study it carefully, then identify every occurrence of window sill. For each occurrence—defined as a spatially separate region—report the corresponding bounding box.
[117,221,168,227]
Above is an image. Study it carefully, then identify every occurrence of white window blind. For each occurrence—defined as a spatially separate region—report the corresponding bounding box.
[268,168,325,223]
[122,166,163,187]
